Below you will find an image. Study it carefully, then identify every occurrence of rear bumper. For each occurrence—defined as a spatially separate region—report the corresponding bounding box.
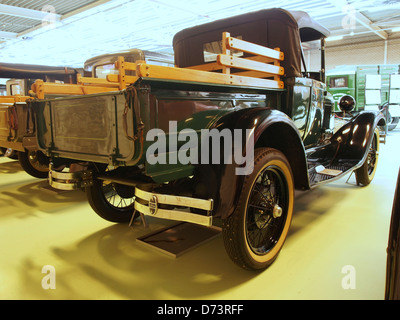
[49,168,93,190]
[48,169,214,227]
[134,187,213,227]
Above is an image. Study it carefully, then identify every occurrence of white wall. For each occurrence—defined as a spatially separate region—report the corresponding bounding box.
[304,36,400,72]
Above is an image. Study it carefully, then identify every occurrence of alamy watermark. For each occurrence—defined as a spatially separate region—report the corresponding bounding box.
[341,265,356,290]
[41,265,56,290]
[341,4,357,33]
[145,121,254,175]
[41,5,58,30]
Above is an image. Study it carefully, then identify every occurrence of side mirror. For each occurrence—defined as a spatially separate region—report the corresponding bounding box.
[339,95,356,113]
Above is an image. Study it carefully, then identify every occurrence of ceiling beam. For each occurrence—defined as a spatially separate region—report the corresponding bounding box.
[355,11,388,40]
[325,0,388,40]
[0,4,61,21]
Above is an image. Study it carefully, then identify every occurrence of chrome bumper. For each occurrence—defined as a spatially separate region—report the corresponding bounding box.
[134,187,214,227]
[49,169,93,190]
[48,169,214,226]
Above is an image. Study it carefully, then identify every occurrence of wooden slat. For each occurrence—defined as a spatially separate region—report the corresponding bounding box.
[106,74,138,84]
[118,60,140,71]
[77,74,119,87]
[185,62,222,72]
[42,83,119,95]
[226,36,284,61]
[222,32,231,75]
[28,56,140,98]
[186,56,279,72]
[117,56,126,89]
[136,63,284,89]
[0,97,20,104]
[32,80,119,99]
[245,55,278,64]
[217,54,284,76]
[232,70,278,78]
[0,96,30,104]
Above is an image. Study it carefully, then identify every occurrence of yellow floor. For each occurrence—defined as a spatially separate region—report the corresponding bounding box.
[0,127,399,300]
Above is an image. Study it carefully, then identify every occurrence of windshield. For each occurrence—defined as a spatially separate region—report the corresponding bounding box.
[10,83,23,95]
[301,39,322,73]
[300,39,326,82]
[94,63,119,79]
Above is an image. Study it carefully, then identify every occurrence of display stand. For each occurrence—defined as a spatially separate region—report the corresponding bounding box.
[136,221,221,258]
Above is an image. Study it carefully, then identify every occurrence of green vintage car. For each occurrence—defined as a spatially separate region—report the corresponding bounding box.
[30,8,384,270]
[327,64,400,130]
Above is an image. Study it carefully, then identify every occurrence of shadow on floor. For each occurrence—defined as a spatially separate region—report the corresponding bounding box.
[19,220,260,300]
[0,179,87,219]
[0,158,23,174]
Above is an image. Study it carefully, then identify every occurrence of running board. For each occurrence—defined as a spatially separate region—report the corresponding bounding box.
[134,187,214,227]
[308,163,356,187]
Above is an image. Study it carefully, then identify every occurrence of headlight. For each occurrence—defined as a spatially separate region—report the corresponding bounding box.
[339,95,356,113]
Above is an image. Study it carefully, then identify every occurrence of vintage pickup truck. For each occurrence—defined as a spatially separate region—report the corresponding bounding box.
[29,8,384,270]
[0,62,80,177]
[0,50,172,178]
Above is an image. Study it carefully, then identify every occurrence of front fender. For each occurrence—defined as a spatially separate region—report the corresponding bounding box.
[195,107,308,219]
[332,110,384,169]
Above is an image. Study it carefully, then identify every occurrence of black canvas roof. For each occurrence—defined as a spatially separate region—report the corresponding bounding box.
[289,9,330,42]
[173,8,330,78]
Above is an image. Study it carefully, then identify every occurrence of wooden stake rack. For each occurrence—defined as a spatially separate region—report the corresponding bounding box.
[30,32,284,99]
[0,95,31,104]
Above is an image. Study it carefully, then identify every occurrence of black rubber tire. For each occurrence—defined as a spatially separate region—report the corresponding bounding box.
[86,177,136,223]
[389,117,399,131]
[355,128,379,186]
[18,150,49,179]
[1,147,18,160]
[380,103,399,131]
[222,147,294,271]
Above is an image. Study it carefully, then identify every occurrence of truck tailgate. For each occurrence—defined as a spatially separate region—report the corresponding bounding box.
[34,91,136,164]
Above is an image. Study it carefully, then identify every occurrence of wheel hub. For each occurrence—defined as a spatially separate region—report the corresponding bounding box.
[113,183,135,198]
[273,204,283,218]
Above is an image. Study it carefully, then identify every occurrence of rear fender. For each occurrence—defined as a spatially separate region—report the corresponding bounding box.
[195,107,309,219]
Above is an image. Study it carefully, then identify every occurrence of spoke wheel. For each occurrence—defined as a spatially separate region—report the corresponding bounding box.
[246,165,288,255]
[18,150,49,178]
[355,128,379,186]
[222,148,294,271]
[86,175,136,223]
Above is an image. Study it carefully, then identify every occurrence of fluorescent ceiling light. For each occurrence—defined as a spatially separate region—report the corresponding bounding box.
[0,31,17,39]
[326,35,344,42]
[0,3,61,21]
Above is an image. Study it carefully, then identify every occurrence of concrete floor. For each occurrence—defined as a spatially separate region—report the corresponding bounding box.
[0,126,399,300]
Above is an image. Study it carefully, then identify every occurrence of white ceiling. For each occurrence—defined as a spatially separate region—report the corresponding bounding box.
[0,0,399,67]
